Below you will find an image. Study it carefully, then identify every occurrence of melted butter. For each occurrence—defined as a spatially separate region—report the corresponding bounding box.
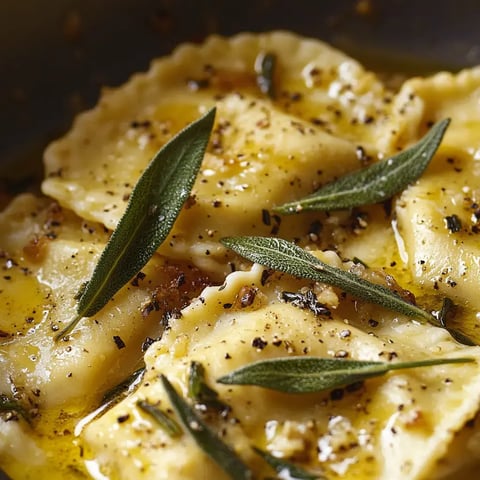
[5,32,480,479]
[0,265,48,339]
[1,404,91,479]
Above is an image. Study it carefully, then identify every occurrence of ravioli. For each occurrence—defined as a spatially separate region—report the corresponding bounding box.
[0,195,209,478]
[42,31,392,278]
[83,263,480,480]
[395,68,480,312]
[2,31,480,480]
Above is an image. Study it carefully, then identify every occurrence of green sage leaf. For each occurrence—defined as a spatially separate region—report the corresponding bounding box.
[56,107,216,339]
[253,447,322,479]
[160,375,253,480]
[255,52,277,99]
[188,361,230,414]
[437,297,477,346]
[137,399,182,437]
[101,366,145,406]
[275,118,450,214]
[221,236,433,323]
[217,356,474,393]
[0,394,30,423]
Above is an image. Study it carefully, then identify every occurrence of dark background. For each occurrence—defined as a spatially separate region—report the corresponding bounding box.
[1,0,479,184]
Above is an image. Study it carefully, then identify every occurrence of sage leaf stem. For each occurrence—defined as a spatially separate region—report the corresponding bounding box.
[56,107,216,339]
[160,375,253,480]
[217,356,474,394]
[221,236,433,323]
[275,118,450,214]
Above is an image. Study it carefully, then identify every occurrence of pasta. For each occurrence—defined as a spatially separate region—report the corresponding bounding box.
[1,31,480,479]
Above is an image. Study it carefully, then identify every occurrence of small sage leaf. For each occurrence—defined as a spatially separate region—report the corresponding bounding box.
[56,107,216,339]
[160,375,253,480]
[217,356,474,394]
[101,366,145,406]
[188,361,230,414]
[221,236,433,323]
[275,118,450,214]
[253,447,323,479]
[437,297,477,346]
[0,394,30,423]
[137,399,182,437]
[255,52,277,99]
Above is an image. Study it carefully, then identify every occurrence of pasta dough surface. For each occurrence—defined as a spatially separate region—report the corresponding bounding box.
[1,31,480,480]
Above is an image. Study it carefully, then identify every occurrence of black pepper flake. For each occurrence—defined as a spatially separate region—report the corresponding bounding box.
[368,319,379,328]
[261,269,273,286]
[131,271,146,286]
[330,388,344,401]
[130,120,151,129]
[445,214,462,233]
[117,413,130,423]
[223,303,233,309]
[224,353,231,359]
[270,214,282,236]
[142,336,158,352]
[346,381,364,393]
[113,335,126,350]
[175,273,186,288]
[261,209,271,226]
[351,210,368,232]
[281,290,331,317]
[378,351,398,361]
[252,337,268,350]
[142,299,160,318]
[308,220,323,238]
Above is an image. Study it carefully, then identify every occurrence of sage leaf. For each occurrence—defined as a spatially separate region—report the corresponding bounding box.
[188,361,230,414]
[101,366,145,406]
[160,375,253,480]
[217,356,474,394]
[253,447,322,479]
[56,107,216,339]
[221,236,433,323]
[437,298,477,346]
[275,118,450,214]
[255,52,277,99]
[0,394,30,423]
[137,399,182,437]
